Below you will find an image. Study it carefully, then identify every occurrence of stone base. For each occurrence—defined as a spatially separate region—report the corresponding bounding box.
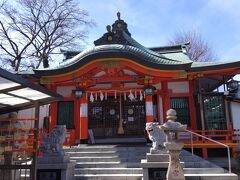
[141,158,184,180]
[146,153,169,162]
[150,148,167,154]
[141,159,168,180]
[37,154,70,164]
[141,150,170,180]
[37,154,75,180]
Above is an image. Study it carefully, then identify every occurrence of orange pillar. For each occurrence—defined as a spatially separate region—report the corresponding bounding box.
[189,80,196,129]
[49,102,57,131]
[146,95,154,122]
[79,95,88,143]
[49,85,57,132]
[202,148,208,158]
[162,81,170,122]
[75,98,80,140]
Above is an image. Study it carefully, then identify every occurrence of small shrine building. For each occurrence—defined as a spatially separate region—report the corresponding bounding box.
[32,13,240,157]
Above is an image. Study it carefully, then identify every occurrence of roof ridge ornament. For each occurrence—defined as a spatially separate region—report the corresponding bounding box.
[117,12,121,20]
[106,25,112,33]
[94,12,131,46]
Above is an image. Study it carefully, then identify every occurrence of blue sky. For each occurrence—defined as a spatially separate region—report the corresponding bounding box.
[80,0,240,62]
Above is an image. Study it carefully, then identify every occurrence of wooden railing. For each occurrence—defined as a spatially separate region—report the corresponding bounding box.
[182,130,233,173]
[179,129,240,144]
[178,129,240,161]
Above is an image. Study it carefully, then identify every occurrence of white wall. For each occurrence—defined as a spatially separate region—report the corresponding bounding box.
[17,104,49,128]
[168,81,189,93]
[158,96,163,124]
[57,86,75,97]
[153,83,161,90]
[230,102,240,130]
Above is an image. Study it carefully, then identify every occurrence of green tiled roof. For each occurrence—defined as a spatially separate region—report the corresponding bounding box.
[34,13,240,76]
[162,52,191,62]
[36,43,192,72]
[190,60,240,71]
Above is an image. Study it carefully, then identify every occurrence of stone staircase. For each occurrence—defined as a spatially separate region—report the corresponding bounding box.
[65,144,145,180]
[64,144,238,180]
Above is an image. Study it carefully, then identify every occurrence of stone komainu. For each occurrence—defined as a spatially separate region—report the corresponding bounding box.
[146,122,166,151]
[40,125,67,154]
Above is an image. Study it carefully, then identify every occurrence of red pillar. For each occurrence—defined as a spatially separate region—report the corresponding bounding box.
[189,80,196,130]
[162,81,170,122]
[49,102,57,131]
[74,98,80,140]
[146,95,154,122]
[79,95,88,143]
[49,85,57,132]
[202,148,208,158]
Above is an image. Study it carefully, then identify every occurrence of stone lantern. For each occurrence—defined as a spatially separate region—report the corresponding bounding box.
[160,109,187,180]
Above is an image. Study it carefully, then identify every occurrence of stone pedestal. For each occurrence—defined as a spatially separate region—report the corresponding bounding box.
[141,150,169,180]
[141,150,185,180]
[165,142,185,180]
[160,109,187,180]
[37,154,75,180]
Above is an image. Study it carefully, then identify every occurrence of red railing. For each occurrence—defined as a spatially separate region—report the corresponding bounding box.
[0,118,39,153]
[179,129,240,144]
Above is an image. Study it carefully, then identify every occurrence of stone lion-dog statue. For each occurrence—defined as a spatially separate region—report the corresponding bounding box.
[146,122,166,152]
[40,125,67,155]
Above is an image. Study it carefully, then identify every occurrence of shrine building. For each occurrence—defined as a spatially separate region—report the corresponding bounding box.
[31,13,240,157]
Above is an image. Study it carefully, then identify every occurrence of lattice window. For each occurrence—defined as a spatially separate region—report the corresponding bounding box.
[170,97,190,126]
[203,95,226,130]
[57,101,74,129]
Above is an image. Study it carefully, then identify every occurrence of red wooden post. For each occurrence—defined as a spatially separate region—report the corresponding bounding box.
[79,95,88,143]
[49,102,57,131]
[189,80,196,129]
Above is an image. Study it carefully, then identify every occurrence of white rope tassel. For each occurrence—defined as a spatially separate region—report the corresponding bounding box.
[105,91,107,100]
[90,92,94,102]
[124,92,126,100]
[128,90,135,101]
[100,91,104,101]
[140,90,143,101]
[134,90,137,98]
[95,92,98,100]
[115,91,117,99]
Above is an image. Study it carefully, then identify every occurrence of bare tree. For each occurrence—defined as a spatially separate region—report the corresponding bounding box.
[0,0,5,8]
[0,0,93,71]
[169,30,216,62]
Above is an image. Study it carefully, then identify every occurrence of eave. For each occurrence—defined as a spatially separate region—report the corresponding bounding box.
[34,46,192,77]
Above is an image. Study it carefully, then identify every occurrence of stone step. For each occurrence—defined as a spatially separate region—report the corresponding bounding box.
[75,167,142,174]
[75,162,141,168]
[75,174,143,180]
[64,145,149,153]
[184,173,238,180]
[66,151,146,158]
[207,158,239,168]
[70,156,144,163]
[95,137,146,144]
[65,144,238,180]
[183,168,225,174]
[66,151,117,156]
[66,149,149,153]
[184,162,219,168]
[70,156,122,162]
[180,156,204,161]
